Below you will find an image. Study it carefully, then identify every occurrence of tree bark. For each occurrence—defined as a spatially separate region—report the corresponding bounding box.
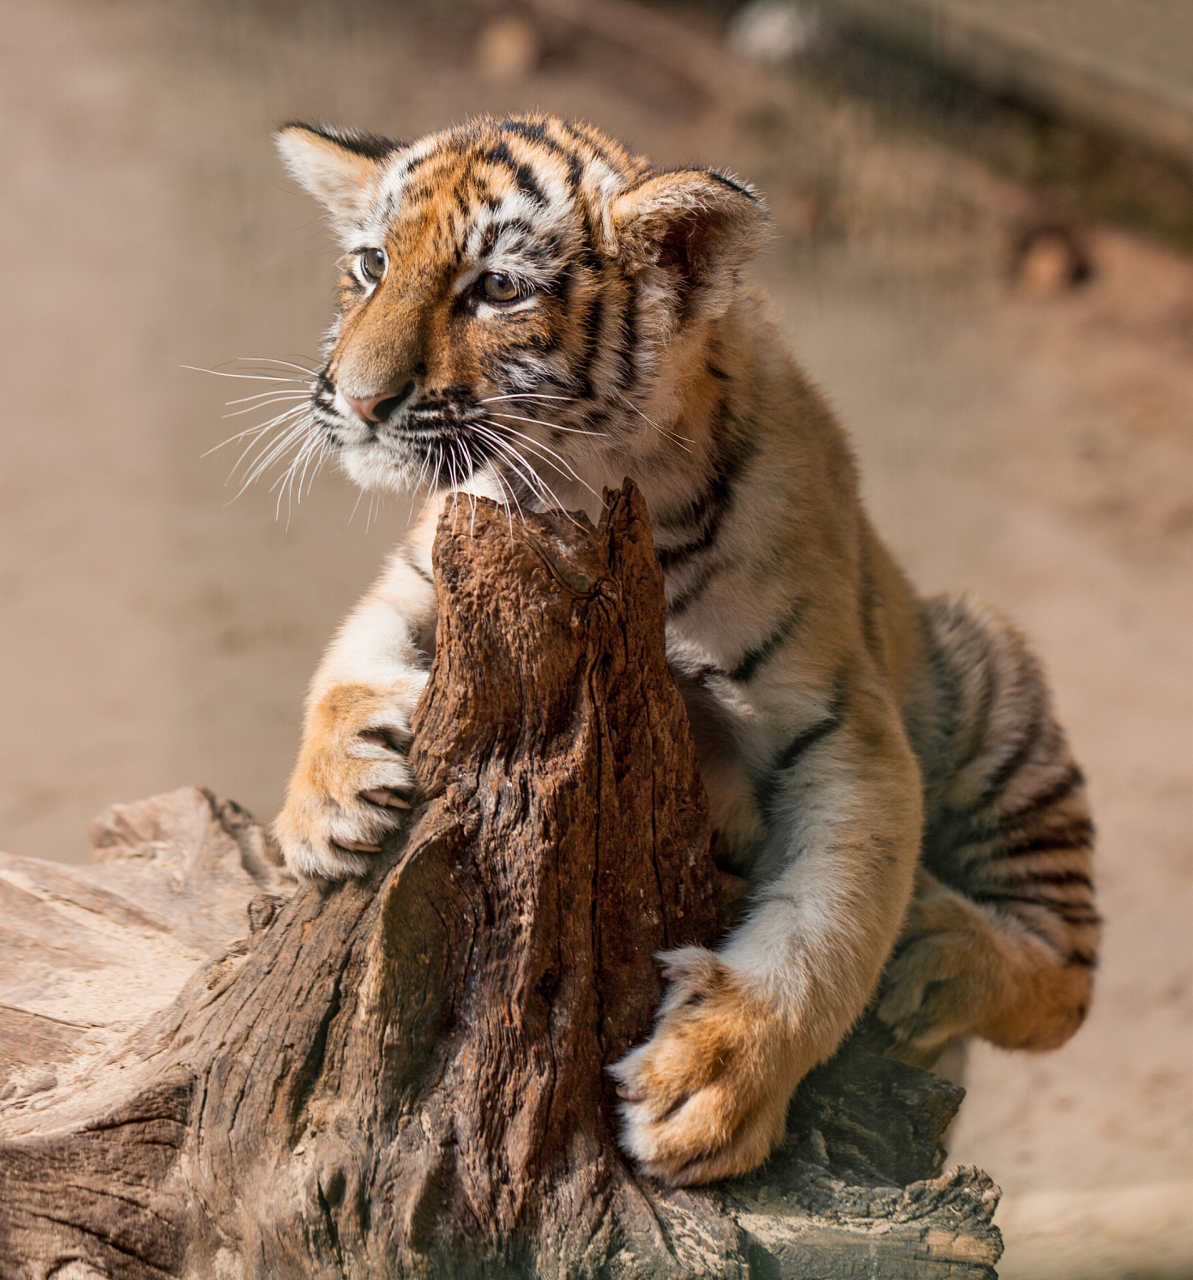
[0,485,1002,1280]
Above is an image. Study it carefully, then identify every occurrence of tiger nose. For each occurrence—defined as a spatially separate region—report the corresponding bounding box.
[343,391,392,424]
[342,379,416,424]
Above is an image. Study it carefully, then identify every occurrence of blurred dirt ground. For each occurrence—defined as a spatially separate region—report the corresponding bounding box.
[0,2,1190,1276]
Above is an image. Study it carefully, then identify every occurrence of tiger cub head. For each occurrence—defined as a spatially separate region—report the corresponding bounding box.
[276,113,767,504]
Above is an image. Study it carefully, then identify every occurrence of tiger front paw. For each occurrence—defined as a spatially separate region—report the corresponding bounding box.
[274,681,424,882]
[608,947,799,1186]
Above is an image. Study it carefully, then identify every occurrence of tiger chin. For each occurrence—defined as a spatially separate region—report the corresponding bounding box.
[270,113,1099,1187]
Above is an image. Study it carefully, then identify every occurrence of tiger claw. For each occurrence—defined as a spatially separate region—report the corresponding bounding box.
[360,787,413,809]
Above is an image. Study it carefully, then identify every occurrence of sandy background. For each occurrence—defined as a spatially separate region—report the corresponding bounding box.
[1,2,1189,1276]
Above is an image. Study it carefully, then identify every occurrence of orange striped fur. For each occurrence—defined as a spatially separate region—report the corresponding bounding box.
[272,115,1098,1185]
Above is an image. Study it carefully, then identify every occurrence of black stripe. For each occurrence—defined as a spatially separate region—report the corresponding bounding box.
[666,563,721,617]
[500,119,565,155]
[973,892,1101,925]
[703,169,758,201]
[655,403,756,572]
[575,199,605,272]
[573,292,605,401]
[914,610,963,781]
[1001,869,1094,890]
[657,541,704,573]
[1001,765,1085,829]
[395,148,440,180]
[498,120,587,195]
[617,279,639,391]
[282,121,402,161]
[478,218,537,256]
[994,819,1094,859]
[558,119,617,167]
[754,682,848,817]
[775,710,843,773]
[482,142,547,206]
[657,485,716,536]
[406,558,434,588]
[949,628,1000,774]
[554,263,576,311]
[923,794,1092,871]
[975,681,1045,806]
[730,599,805,683]
[500,334,558,354]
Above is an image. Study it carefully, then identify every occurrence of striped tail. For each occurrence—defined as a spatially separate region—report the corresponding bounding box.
[908,593,1100,1049]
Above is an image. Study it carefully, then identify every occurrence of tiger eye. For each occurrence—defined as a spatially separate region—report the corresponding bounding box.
[479,271,519,303]
[359,247,387,283]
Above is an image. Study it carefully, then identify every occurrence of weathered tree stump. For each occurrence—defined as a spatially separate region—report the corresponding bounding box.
[0,486,1003,1279]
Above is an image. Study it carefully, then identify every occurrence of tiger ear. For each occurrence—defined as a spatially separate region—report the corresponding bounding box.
[275,123,402,241]
[608,170,768,314]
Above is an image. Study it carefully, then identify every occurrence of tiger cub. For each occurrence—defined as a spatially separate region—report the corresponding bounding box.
[272,114,1098,1186]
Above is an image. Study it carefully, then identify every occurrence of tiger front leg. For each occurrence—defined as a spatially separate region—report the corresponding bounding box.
[275,541,437,883]
[611,700,923,1185]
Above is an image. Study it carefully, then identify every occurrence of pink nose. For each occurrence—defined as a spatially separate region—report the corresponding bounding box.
[343,392,392,424]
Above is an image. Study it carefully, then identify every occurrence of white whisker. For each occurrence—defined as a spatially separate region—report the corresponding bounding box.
[225,410,307,475]
[480,393,577,404]
[473,424,577,518]
[237,415,308,475]
[239,421,312,495]
[492,462,525,529]
[614,388,693,452]
[418,445,446,520]
[482,418,598,498]
[221,395,310,419]
[488,465,517,534]
[411,437,435,498]
[202,422,272,458]
[237,356,319,374]
[458,438,480,535]
[447,450,461,525]
[208,403,306,469]
[224,389,311,407]
[269,430,317,501]
[294,432,324,502]
[473,426,545,502]
[487,410,606,437]
[189,359,331,517]
[183,365,301,383]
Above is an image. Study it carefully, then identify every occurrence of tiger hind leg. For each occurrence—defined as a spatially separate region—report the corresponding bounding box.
[879,594,1100,1063]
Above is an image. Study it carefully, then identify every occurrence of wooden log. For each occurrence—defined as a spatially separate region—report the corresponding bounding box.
[0,485,1003,1279]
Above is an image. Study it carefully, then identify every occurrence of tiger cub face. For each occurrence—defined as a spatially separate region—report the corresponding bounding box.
[276,114,766,503]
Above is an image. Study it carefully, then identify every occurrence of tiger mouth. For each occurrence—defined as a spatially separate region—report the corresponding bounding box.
[314,396,502,490]
[310,374,579,501]
[314,383,483,443]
